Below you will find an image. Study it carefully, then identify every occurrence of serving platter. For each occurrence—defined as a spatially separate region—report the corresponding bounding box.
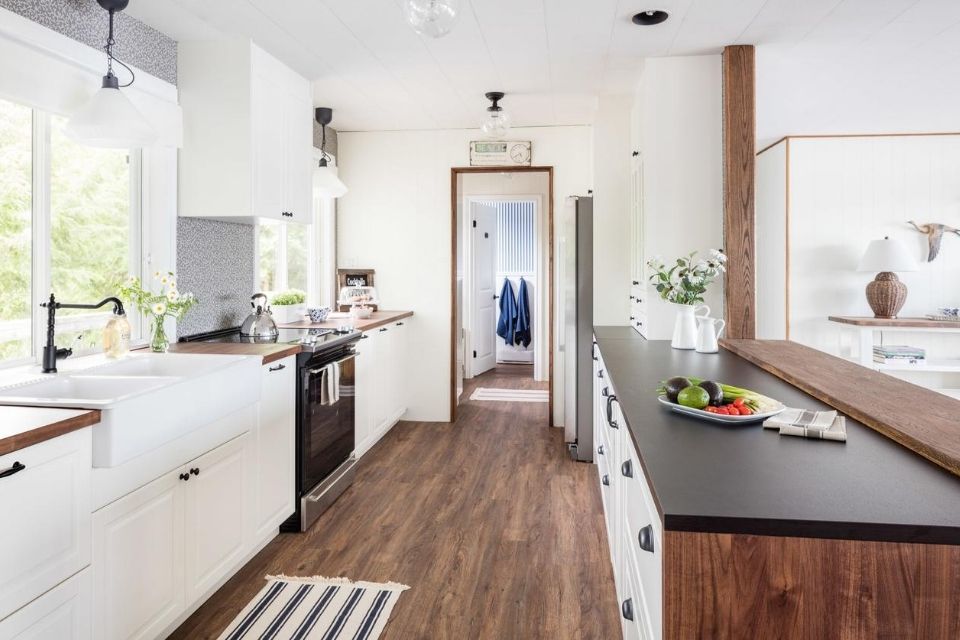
[657,395,786,424]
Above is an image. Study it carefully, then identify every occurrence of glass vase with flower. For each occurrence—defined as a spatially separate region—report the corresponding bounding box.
[118,271,198,353]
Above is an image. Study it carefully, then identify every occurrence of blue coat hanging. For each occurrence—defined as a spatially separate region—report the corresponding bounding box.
[496,279,517,345]
[514,277,532,348]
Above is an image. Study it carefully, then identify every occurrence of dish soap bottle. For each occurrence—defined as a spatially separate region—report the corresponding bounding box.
[103,312,131,359]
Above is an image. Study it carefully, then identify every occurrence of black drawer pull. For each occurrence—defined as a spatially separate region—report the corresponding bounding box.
[621,459,633,478]
[601,386,610,397]
[395,322,404,326]
[190,467,200,476]
[597,369,604,379]
[597,445,604,456]
[179,472,190,482]
[621,598,634,621]
[379,327,388,332]
[0,461,26,478]
[638,524,655,553]
[360,335,369,340]
[606,395,619,429]
[601,474,610,486]
[268,363,286,372]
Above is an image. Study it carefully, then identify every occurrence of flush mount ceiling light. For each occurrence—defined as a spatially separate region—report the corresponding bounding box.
[480,92,511,139]
[632,10,669,25]
[65,0,156,148]
[402,0,461,39]
[313,107,348,199]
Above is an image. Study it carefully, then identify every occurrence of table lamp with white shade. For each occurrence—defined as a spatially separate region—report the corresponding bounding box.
[857,237,919,318]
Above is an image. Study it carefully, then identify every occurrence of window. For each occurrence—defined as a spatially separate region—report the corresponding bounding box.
[0,97,140,366]
[257,220,309,298]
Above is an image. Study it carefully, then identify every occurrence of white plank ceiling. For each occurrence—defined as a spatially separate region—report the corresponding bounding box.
[127,0,960,137]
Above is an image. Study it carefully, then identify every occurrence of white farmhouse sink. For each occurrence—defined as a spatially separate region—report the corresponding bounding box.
[0,353,262,468]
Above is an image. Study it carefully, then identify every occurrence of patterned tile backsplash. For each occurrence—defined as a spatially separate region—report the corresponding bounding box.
[176,218,256,338]
[0,0,177,84]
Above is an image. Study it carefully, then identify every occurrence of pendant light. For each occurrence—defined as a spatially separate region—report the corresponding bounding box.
[313,108,347,198]
[480,92,511,139]
[65,0,156,148]
[402,0,461,39]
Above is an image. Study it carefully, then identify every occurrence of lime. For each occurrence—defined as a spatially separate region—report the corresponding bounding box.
[677,386,710,410]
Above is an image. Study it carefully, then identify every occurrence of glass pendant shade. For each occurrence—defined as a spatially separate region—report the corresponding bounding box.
[403,0,461,38]
[481,109,511,139]
[313,164,348,198]
[65,82,157,148]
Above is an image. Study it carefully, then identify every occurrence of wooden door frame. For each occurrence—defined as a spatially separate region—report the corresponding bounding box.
[450,166,555,424]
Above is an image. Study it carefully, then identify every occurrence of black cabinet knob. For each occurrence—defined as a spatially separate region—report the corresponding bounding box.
[621,598,634,621]
[0,461,26,478]
[638,524,655,553]
[601,474,610,486]
[597,444,604,456]
[190,468,200,476]
[179,473,190,481]
[632,280,639,285]
[629,316,635,320]
[621,459,633,478]
[597,369,604,379]
[629,295,635,300]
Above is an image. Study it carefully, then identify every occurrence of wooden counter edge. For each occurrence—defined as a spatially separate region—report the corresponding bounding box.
[720,338,960,479]
[0,409,101,457]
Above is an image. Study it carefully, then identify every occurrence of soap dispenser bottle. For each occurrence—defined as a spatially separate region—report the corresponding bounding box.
[104,311,131,358]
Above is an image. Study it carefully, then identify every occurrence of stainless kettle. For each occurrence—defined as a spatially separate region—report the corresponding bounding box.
[240,293,279,338]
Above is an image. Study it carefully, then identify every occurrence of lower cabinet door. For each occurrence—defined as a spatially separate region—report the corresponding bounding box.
[353,332,376,457]
[92,471,185,640]
[183,434,250,603]
[0,568,91,640]
[254,357,296,539]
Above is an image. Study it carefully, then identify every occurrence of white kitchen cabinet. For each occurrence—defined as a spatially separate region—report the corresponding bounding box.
[355,320,410,459]
[183,434,251,603]
[253,357,296,540]
[0,568,91,640]
[92,464,184,640]
[0,428,91,621]
[179,39,313,224]
[92,434,252,640]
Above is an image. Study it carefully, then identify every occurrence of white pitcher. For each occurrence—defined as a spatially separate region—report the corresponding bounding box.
[695,316,726,354]
[670,303,710,350]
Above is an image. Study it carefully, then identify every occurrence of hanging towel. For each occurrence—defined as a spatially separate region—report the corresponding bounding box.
[515,277,532,348]
[496,279,518,345]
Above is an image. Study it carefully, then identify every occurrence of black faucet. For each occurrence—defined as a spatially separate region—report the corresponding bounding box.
[39,293,126,373]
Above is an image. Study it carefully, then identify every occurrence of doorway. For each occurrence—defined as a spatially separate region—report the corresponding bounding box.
[450,167,554,424]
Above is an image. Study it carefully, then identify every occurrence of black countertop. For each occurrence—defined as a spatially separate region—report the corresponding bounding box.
[594,327,960,544]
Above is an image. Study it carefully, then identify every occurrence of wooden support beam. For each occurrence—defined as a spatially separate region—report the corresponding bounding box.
[722,45,756,339]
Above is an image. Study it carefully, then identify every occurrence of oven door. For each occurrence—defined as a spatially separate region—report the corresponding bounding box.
[300,351,356,493]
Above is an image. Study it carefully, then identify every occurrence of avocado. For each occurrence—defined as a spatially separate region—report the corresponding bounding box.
[664,376,692,403]
[698,380,724,406]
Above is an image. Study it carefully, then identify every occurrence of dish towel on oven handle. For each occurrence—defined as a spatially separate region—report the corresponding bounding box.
[763,408,847,442]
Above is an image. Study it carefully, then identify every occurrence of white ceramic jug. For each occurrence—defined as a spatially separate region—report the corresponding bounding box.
[695,316,726,354]
[670,303,710,350]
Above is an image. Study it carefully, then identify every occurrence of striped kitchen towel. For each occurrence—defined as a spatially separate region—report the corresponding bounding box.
[763,408,847,442]
[218,575,409,640]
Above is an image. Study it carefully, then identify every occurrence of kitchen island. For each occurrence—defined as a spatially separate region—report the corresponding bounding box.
[592,327,960,640]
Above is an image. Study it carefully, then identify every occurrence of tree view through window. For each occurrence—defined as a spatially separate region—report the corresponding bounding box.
[0,99,32,362]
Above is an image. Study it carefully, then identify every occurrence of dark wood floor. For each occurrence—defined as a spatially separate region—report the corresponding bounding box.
[169,367,619,639]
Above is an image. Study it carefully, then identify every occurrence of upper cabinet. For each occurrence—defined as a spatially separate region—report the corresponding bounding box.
[178,40,312,224]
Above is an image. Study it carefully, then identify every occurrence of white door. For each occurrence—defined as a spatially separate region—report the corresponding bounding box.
[471,201,498,376]
[92,470,185,640]
[254,357,296,539]
[183,434,250,603]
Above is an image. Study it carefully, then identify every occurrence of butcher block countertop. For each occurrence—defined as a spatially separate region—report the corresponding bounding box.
[0,406,100,456]
[277,310,413,332]
[165,342,301,365]
[593,328,960,545]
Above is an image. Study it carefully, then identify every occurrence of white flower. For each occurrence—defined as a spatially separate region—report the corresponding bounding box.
[126,274,137,285]
[168,279,177,290]
[166,290,179,302]
[151,302,167,316]
[154,271,161,279]
[710,249,727,262]
[160,275,169,285]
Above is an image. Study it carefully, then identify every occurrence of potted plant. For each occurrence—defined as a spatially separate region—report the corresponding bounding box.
[647,250,726,350]
[118,272,198,352]
[270,289,307,324]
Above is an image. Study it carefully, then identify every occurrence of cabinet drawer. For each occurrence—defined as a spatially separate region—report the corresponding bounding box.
[619,554,648,640]
[0,429,91,620]
[630,311,648,338]
[0,568,91,640]
[620,440,662,640]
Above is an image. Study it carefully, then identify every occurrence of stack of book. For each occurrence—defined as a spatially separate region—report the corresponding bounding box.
[873,345,926,366]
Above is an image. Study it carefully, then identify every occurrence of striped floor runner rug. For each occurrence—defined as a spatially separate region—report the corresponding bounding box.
[218,576,409,640]
[469,387,549,403]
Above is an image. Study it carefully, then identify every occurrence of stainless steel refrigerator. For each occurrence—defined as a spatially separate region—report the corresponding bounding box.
[563,196,593,462]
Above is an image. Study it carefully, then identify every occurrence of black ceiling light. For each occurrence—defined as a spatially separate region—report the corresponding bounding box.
[632,10,669,26]
[313,107,347,198]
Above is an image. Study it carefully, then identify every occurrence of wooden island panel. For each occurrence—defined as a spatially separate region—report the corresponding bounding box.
[720,339,960,478]
[665,530,960,640]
